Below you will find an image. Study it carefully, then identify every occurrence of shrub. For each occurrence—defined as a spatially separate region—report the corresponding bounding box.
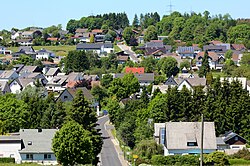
[231,148,250,160]
[151,155,199,165]
[0,157,15,163]
[204,151,230,166]
[229,158,250,165]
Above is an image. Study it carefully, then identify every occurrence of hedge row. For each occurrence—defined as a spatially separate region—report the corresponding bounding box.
[0,157,15,163]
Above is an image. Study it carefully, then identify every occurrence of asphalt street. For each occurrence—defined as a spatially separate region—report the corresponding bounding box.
[97,116,122,166]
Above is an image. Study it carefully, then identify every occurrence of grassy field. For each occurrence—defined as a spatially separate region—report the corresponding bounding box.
[0,164,40,166]
[7,45,76,56]
[212,71,227,78]
[114,45,122,53]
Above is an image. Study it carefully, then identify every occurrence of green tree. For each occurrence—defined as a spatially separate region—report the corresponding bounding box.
[144,25,158,42]
[225,50,233,59]
[157,57,179,77]
[133,140,163,160]
[52,121,94,166]
[101,74,113,88]
[180,60,191,70]
[123,27,134,45]
[199,50,210,77]
[132,14,139,28]
[64,50,90,73]
[90,34,95,43]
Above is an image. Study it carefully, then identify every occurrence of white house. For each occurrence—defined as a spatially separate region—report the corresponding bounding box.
[177,78,206,92]
[0,135,22,163]
[19,129,58,165]
[45,75,68,92]
[154,122,217,156]
[76,43,114,55]
[36,48,55,60]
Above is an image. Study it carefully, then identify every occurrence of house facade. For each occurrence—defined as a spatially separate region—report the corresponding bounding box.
[0,135,22,163]
[154,122,217,155]
[19,129,57,165]
[36,48,55,60]
[76,43,114,55]
[177,46,196,59]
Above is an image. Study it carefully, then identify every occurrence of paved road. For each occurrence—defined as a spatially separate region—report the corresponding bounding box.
[97,116,122,166]
[117,43,140,63]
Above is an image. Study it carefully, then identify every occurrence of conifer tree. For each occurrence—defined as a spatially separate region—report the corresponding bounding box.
[199,50,210,77]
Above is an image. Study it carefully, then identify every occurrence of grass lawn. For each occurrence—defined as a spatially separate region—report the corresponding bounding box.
[0,164,40,166]
[7,45,76,56]
[114,45,122,53]
[211,71,227,78]
[229,159,250,165]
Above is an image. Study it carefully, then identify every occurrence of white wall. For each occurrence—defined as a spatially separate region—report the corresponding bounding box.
[0,143,22,163]
[177,81,193,91]
[10,81,22,94]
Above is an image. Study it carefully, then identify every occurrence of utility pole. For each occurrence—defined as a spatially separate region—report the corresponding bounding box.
[200,114,204,166]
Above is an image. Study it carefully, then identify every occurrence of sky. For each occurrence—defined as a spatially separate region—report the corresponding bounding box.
[0,0,249,30]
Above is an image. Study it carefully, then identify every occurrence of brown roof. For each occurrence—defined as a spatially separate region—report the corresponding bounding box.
[210,40,222,45]
[186,78,206,87]
[75,28,88,33]
[232,53,239,61]
[117,55,128,61]
[231,44,246,51]
[91,29,103,33]
[196,51,218,61]
[67,87,94,101]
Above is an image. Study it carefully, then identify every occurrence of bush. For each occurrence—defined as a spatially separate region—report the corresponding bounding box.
[231,148,250,160]
[151,155,199,165]
[229,159,250,165]
[204,151,229,166]
[0,157,15,163]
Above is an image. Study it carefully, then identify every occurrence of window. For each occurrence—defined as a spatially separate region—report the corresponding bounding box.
[160,128,165,145]
[235,136,238,141]
[44,154,51,159]
[28,141,32,145]
[187,142,198,146]
[26,154,33,160]
[64,96,68,99]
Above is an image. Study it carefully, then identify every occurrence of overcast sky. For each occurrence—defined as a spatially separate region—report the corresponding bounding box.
[1,0,249,30]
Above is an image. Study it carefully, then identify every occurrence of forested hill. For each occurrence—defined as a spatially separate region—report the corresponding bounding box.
[66,11,250,48]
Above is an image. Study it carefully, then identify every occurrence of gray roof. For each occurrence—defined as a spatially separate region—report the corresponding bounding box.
[203,45,227,53]
[18,46,35,53]
[18,78,35,88]
[67,87,94,101]
[19,129,58,153]
[36,48,53,54]
[145,41,164,48]
[114,73,154,82]
[76,43,113,50]
[186,78,206,87]
[163,122,217,150]
[177,46,194,54]
[0,80,9,91]
[45,68,61,76]
[0,135,20,141]
[0,70,17,79]
[216,137,227,145]
[47,75,68,85]
[68,72,84,81]
[20,66,39,74]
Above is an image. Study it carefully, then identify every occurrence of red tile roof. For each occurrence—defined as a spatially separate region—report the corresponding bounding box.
[47,38,58,41]
[210,40,222,45]
[125,67,145,74]
[91,29,103,33]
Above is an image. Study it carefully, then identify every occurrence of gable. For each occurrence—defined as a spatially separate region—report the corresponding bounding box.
[165,77,177,86]
[178,80,193,91]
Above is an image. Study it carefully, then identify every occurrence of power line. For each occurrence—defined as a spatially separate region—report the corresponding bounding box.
[167,0,174,14]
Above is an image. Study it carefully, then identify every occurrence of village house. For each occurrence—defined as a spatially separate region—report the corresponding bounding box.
[0,70,19,81]
[19,129,57,165]
[154,122,217,155]
[113,73,154,86]
[12,46,37,60]
[195,51,225,70]
[36,48,55,60]
[176,46,196,59]
[15,39,33,46]
[76,43,114,55]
